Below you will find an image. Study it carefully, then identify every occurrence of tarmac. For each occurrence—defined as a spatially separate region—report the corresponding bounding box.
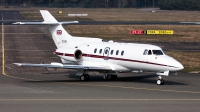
[0,10,200,112]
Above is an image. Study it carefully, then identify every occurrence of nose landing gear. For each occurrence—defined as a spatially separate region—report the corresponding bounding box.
[157,75,164,85]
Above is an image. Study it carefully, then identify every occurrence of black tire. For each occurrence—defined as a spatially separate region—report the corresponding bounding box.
[111,75,117,80]
[85,74,90,81]
[107,74,112,80]
[107,74,117,80]
[161,79,164,85]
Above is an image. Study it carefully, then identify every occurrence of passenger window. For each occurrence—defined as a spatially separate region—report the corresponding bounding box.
[148,50,152,55]
[99,49,102,54]
[94,48,97,53]
[116,50,119,55]
[143,49,148,55]
[111,50,114,55]
[105,50,108,54]
[121,51,124,56]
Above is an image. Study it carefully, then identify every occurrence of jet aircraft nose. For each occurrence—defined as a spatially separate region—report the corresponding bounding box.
[170,58,184,71]
[164,55,184,71]
[176,61,184,71]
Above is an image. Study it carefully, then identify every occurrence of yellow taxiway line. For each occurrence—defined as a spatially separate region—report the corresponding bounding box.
[2,14,5,76]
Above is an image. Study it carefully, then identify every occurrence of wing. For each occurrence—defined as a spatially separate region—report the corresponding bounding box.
[13,62,112,71]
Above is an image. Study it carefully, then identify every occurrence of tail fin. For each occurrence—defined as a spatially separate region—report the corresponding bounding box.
[13,10,78,48]
[40,10,58,22]
[40,10,76,48]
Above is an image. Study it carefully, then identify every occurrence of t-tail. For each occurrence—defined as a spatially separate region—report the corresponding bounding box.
[13,10,78,48]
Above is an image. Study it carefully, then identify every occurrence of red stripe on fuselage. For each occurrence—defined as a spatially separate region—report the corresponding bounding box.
[55,52,167,67]
[55,52,63,56]
[65,54,74,57]
[85,54,167,67]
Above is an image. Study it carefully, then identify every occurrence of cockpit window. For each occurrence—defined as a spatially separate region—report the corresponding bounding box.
[148,50,152,55]
[152,50,164,55]
[143,49,148,55]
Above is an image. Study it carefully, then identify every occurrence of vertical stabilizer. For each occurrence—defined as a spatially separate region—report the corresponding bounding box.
[39,10,76,48]
[40,10,58,22]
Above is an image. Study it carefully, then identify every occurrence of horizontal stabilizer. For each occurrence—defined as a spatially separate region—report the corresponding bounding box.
[13,21,78,25]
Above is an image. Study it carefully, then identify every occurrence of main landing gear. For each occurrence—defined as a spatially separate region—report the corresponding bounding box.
[79,73,118,81]
[80,74,90,81]
[103,74,117,80]
[157,75,164,85]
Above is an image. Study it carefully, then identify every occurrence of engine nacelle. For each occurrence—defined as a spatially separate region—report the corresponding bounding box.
[74,49,82,60]
[54,48,83,62]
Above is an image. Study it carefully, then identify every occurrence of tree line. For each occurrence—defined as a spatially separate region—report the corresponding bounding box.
[1,0,200,10]
[159,0,200,10]
[0,0,160,8]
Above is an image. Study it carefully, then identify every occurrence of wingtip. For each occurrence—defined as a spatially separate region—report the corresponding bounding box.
[12,22,24,25]
[13,63,22,67]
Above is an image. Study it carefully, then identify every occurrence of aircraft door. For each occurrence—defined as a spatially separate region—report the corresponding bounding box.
[103,47,110,60]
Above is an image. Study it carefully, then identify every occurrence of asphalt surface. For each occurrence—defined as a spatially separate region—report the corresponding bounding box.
[0,11,200,112]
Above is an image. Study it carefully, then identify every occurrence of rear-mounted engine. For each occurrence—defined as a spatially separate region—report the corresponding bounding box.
[74,49,82,60]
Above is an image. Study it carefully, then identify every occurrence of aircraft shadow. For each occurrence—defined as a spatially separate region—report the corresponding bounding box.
[25,73,186,85]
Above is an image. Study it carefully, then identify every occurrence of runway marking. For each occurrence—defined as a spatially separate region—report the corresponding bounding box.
[0,98,200,101]
[65,82,200,94]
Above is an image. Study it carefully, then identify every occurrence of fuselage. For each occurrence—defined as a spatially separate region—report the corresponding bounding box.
[54,41,184,73]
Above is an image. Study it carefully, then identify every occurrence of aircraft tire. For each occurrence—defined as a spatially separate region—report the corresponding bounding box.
[111,75,117,80]
[80,74,90,81]
[157,79,164,85]
[107,74,117,80]
[107,74,112,80]
[85,74,90,81]
[161,79,164,85]
[157,79,162,85]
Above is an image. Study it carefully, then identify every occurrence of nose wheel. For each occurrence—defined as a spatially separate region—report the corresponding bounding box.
[157,76,164,85]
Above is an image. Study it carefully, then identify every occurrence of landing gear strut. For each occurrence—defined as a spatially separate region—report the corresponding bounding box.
[157,75,164,85]
[80,74,90,81]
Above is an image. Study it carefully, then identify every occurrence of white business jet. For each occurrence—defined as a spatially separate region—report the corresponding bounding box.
[13,10,184,85]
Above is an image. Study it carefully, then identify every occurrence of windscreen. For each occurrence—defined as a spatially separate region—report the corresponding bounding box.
[152,50,164,55]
